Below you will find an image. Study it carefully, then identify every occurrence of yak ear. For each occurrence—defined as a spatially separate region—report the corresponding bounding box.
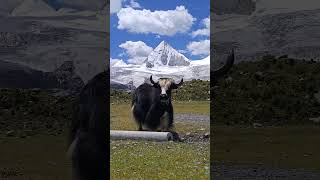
[150,75,159,87]
[171,78,183,89]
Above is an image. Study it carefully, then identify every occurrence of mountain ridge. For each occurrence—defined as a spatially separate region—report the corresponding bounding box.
[111,41,210,88]
[145,41,191,68]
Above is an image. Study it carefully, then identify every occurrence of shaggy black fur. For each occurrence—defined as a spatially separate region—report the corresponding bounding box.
[131,76,182,131]
[68,70,109,180]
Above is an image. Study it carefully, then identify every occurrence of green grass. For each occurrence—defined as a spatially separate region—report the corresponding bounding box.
[110,101,210,179]
[212,125,320,172]
[110,101,210,133]
[0,134,71,180]
[110,141,209,180]
[212,56,320,125]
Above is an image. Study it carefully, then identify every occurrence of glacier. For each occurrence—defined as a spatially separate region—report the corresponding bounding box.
[111,41,210,87]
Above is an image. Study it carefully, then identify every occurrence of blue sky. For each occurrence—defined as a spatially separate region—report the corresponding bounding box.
[110,0,210,64]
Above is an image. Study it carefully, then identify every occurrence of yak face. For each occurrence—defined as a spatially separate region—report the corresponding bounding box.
[150,75,183,105]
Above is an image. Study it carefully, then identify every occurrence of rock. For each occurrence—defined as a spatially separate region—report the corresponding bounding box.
[19,133,26,138]
[254,72,264,81]
[253,123,263,128]
[225,76,233,83]
[278,55,288,59]
[314,91,320,103]
[6,130,15,137]
[213,0,256,15]
[51,90,71,97]
[203,133,210,138]
[309,117,320,123]
[52,61,84,93]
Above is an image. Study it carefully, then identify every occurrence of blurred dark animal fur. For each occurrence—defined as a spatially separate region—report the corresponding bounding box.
[68,70,108,180]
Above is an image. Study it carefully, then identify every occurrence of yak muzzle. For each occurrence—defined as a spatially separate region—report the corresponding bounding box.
[160,94,169,105]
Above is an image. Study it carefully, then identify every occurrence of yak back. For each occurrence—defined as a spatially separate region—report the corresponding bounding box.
[133,83,161,110]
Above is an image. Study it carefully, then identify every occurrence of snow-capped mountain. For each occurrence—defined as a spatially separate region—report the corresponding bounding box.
[111,41,210,88]
[11,0,57,17]
[212,0,320,62]
[145,41,191,68]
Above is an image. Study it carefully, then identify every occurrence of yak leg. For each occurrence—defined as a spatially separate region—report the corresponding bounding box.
[145,104,161,130]
[132,104,145,131]
[167,106,174,130]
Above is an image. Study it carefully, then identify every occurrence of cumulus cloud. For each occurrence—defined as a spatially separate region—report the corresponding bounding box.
[125,0,141,8]
[117,6,195,36]
[191,16,210,37]
[187,39,210,56]
[178,49,187,54]
[119,41,153,64]
[110,0,122,14]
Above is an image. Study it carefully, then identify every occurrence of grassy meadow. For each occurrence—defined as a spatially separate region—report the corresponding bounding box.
[212,125,320,172]
[1,55,320,179]
[110,101,210,180]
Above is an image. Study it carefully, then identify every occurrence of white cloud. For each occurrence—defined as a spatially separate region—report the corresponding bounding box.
[178,49,187,54]
[110,0,122,14]
[119,41,153,64]
[187,39,210,56]
[125,0,141,9]
[117,6,195,36]
[192,16,210,37]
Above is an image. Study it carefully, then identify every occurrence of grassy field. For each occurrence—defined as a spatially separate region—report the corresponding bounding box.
[111,141,209,180]
[110,101,209,133]
[110,101,210,180]
[0,133,71,180]
[212,125,320,172]
[1,97,319,179]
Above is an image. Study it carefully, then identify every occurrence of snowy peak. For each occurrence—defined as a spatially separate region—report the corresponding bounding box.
[191,56,210,66]
[145,41,190,68]
[110,59,127,67]
[11,0,57,17]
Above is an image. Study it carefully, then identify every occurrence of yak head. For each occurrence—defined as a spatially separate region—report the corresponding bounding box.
[150,76,183,105]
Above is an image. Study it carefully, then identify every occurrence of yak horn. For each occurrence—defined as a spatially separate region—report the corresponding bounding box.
[211,49,235,78]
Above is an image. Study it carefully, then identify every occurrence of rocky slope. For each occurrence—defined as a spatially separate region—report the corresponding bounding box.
[11,0,57,17]
[145,41,190,68]
[0,60,84,93]
[212,0,320,63]
[0,0,107,86]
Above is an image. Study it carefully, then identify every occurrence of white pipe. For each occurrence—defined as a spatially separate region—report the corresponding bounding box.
[110,130,174,141]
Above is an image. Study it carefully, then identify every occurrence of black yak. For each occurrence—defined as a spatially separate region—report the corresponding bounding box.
[132,49,234,132]
[68,71,108,180]
[131,76,183,131]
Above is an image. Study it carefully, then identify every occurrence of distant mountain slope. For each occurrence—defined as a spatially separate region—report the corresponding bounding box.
[11,0,57,17]
[212,0,320,62]
[111,41,210,87]
[145,41,190,68]
[0,0,23,17]
[0,60,84,92]
[0,60,58,88]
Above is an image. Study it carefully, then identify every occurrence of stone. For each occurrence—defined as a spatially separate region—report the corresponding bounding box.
[309,117,320,123]
[6,130,15,137]
[253,123,263,128]
[314,91,320,103]
[203,133,210,138]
